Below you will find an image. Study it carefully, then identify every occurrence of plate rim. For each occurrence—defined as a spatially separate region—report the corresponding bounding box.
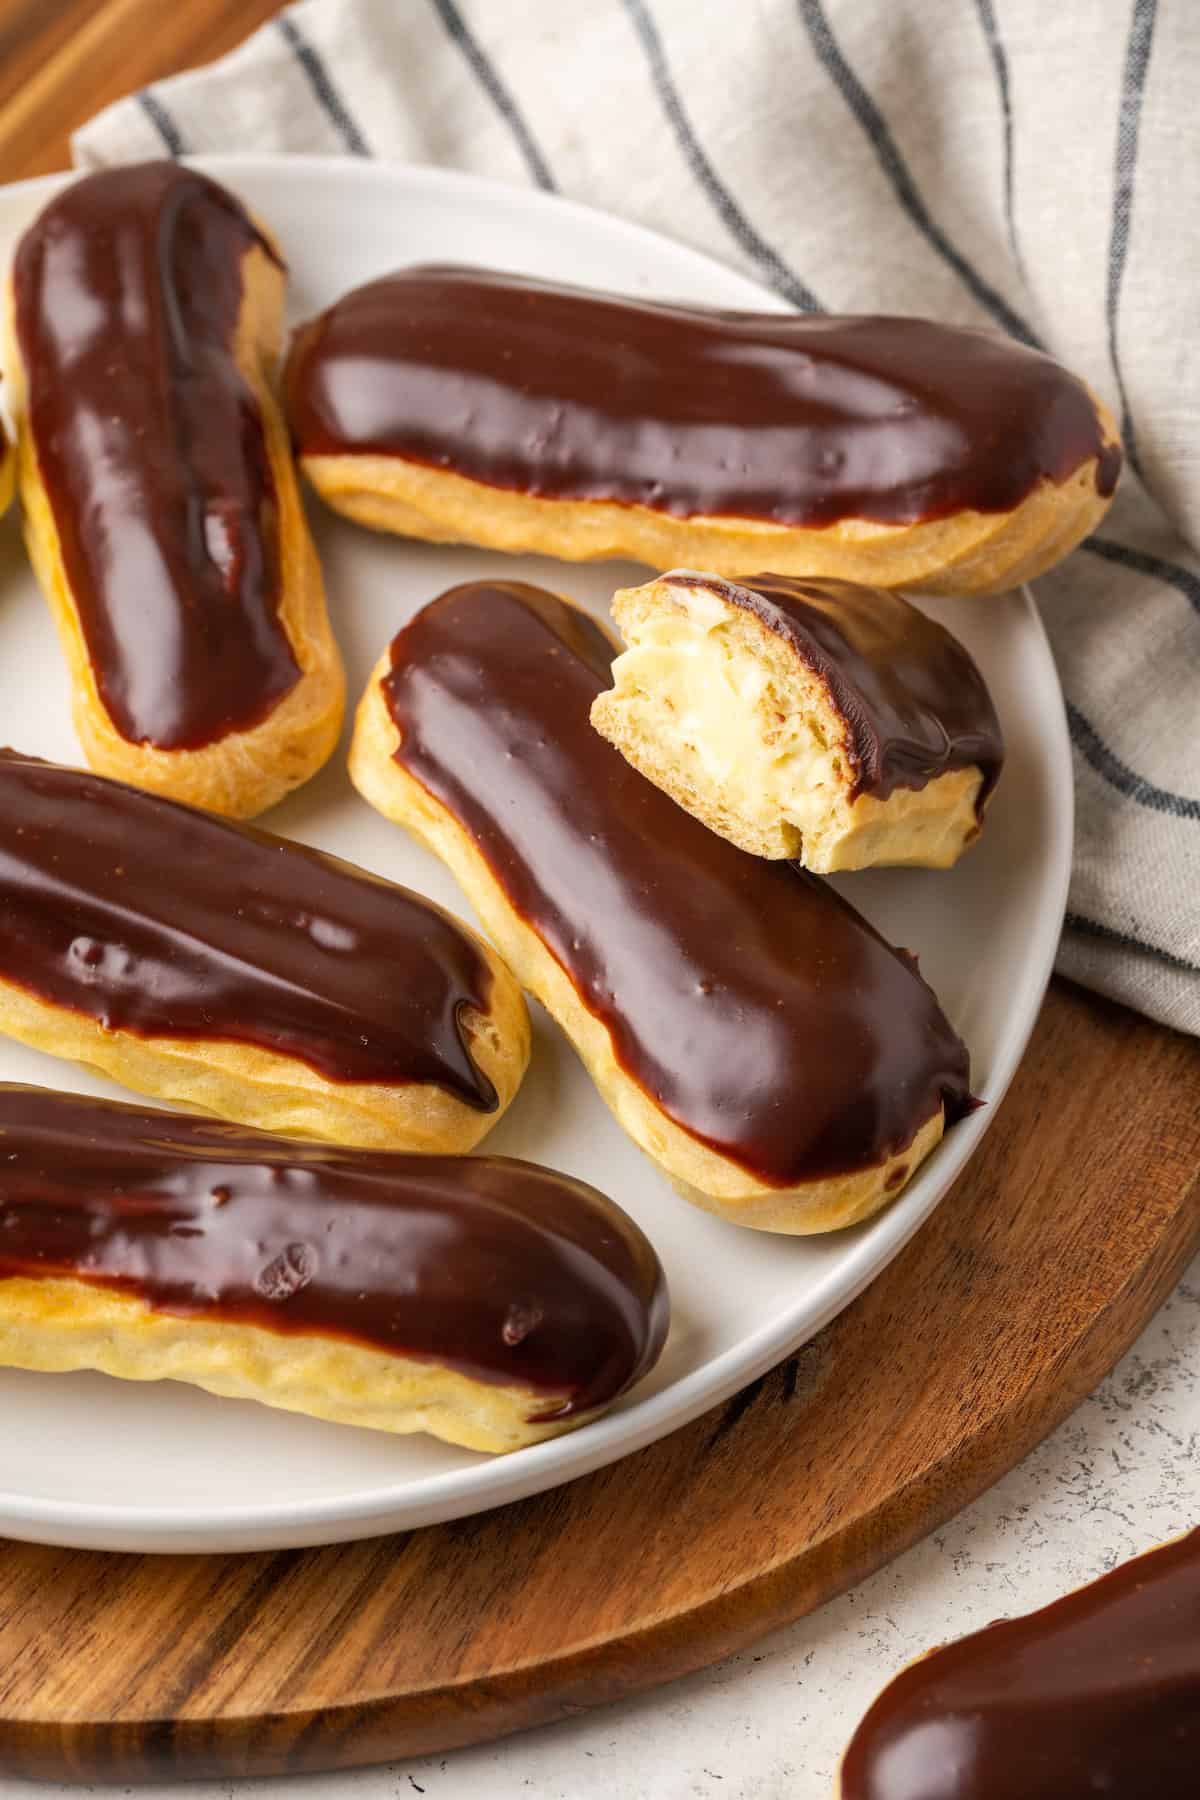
[0,153,1073,1550]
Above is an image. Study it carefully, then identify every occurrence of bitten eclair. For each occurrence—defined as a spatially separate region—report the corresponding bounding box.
[350,581,972,1233]
[0,1086,668,1453]
[0,749,528,1151]
[5,161,344,817]
[285,265,1121,597]
[591,572,1004,870]
[838,1528,1200,1798]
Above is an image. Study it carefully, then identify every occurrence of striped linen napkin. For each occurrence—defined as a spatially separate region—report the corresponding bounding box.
[75,0,1200,1034]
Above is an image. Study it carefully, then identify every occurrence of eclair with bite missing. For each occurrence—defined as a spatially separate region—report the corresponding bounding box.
[0,1086,668,1453]
[350,580,973,1234]
[0,749,528,1151]
[591,572,1004,870]
[5,161,343,817]
[286,265,1121,597]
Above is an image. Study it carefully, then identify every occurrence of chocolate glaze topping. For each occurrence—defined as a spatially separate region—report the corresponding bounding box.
[840,1527,1200,1799]
[382,582,971,1186]
[662,572,1005,813]
[14,161,299,750]
[285,265,1119,527]
[0,750,497,1105]
[0,1085,667,1416]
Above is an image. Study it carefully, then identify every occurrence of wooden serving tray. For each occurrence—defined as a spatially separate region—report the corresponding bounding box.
[0,980,1196,1783]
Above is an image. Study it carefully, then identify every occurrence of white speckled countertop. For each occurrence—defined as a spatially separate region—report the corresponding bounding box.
[12,1253,1199,1800]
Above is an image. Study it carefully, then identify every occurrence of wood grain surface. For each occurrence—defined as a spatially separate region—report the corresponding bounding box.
[0,1,1198,1783]
[0,0,282,180]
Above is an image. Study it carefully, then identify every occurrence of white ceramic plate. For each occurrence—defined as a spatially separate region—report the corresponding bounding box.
[0,156,1071,1553]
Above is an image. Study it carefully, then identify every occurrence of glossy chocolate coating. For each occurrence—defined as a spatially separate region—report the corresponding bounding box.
[840,1528,1200,1798]
[285,265,1119,527]
[0,1085,667,1415]
[0,749,497,1105]
[382,581,971,1186]
[663,572,1004,812]
[13,161,299,749]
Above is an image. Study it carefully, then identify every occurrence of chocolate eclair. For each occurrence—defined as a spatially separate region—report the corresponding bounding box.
[0,1085,668,1452]
[591,571,1004,869]
[838,1528,1200,1798]
[285,265,1120,596]
[0,749,528,1152]
[350,580,972,1233]
[6,161,344,817]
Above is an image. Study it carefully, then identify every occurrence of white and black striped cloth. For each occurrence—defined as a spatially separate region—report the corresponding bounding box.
[75,0,1200,1034]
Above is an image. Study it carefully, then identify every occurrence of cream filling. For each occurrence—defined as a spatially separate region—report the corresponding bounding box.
[608,596,850,841]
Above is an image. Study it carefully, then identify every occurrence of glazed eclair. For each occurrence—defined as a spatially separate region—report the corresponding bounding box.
[838,1529,1200,1798]
[285,265,1120,597]
[0,1086,668,1452]
[350,581,972,1233]
[5,161,343,817]
[0,749,528,1151]
[591,572,1004,870]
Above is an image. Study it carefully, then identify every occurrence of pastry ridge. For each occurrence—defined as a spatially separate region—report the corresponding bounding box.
[0,1275,568,1453]
[300,440,1118,598]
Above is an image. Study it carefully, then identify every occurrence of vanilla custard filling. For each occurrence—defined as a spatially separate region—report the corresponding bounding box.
[606,594,850,843]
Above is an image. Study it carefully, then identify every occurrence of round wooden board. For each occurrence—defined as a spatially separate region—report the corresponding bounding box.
[0,980,1196,1784]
